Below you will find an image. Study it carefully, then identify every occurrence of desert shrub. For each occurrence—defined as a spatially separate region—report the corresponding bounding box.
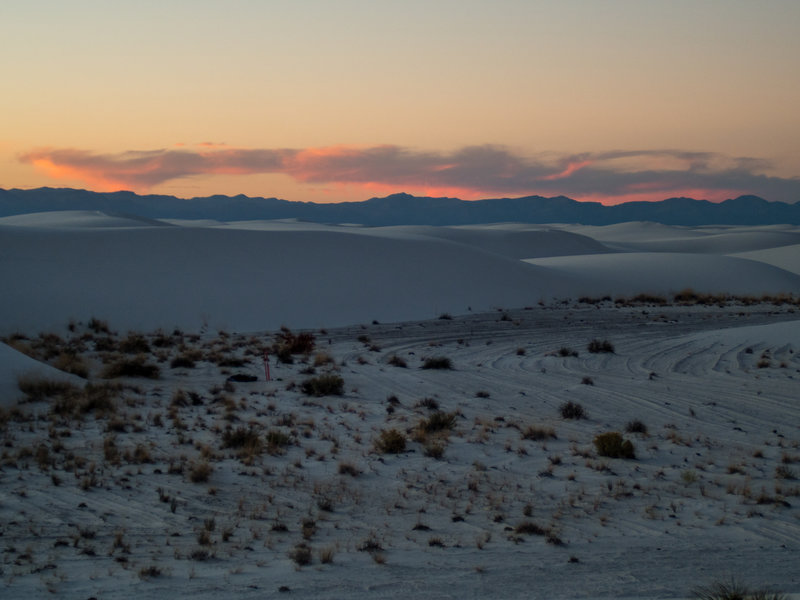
[424,441,445,459]
[415,397,439,410]
[558,347,578,357]
[593,431,635,459]
[222,426,262,456]
[522,425,557,441]
[275,328,315,356]
[475,390,491,398]
[265,429,292,454]
[375,428,406,454]
[119,333,150,354]
[581,376,594,385]
[438,313,453,320]
[170,355,196,369]
[300,374,344,397]
[421,356,452,370]
[289,543,313,566]
[625,420,648,434]
[313,352,334,367]
[587,339,614,353]
[775,465,796,480]
[514,522,548,536]
[338,461,361,477]
[54,352,89,378]
[189,461,213,483]
[388,355,407,368]
[559,401,585,420]
[17,376,80,402]
[88,318,111,334]
[101,356,160,379]
[419,411,457,433]
[631,293,667,305]
[319,546,335,564]
[690,578,786,600]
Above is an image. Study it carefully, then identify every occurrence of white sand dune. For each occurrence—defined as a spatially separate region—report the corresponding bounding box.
[0,217,583,334]
[557,222,800,254]
[524,252,800,297]
[732,243,800,275]
[0,210,170,229]
[3,212,800,335]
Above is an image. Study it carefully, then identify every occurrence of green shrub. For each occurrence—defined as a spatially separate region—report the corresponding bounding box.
[375,429,406,454]
[593,431,635,459]
[300,374,344,397]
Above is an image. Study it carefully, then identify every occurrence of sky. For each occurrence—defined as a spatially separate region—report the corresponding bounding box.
[2,0,800,205]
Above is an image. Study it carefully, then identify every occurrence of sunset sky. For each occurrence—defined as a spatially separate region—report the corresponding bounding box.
[3,1,800,204]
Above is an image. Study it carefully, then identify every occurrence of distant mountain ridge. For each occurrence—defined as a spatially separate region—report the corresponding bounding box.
[1,187,799,226]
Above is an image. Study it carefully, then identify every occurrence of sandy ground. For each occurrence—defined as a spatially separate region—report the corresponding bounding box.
[1,303,799,599]
[1,212,799,598]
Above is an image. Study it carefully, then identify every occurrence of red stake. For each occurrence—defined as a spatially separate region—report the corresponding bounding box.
[263,350,271,382]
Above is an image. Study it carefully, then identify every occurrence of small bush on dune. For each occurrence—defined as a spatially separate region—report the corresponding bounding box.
[587,339,614,354]
[17,376,81,403]
[101,356,160,379]
[422,356,452,370]
[558,347,579,358]
[559,401,585,420]
[691,578,786,600]
[593,431,635,459]
[388,355,407,368]
[522,425,557,441]
[54,352,89,378]
[119,333,150,354]
[301,374,344,397]
[419,411,457,434]
[625,420,648,434]
[375,429,406,454]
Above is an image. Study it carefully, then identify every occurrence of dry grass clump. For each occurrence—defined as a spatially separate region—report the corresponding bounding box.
[587,339,614,353]
[690,578,786,600]
[17,375,81,403]
[54,352,89,377]
[388,355,408,368]
[522,425,557,441]
[418,411,457,434]
[289,543,313,566]
[101,355,160,379]
[421,356,453,370]
[625,420,648,434]
[301,374,344,397]
[222,425,263,462]
[559,401,586,420]
[593,431,636,459]
[274,327,315,363]
[265,429,292,455]
[119,333,150,354]
[375,428,406,454]
[189,461,213,483]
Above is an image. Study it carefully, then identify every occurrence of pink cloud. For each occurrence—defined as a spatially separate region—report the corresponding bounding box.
[18,144,799,203]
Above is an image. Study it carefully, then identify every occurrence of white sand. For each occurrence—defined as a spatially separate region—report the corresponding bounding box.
[1,212,799,599]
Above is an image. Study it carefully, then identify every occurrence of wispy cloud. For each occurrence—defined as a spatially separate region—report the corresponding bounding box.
[19,145,800,203]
